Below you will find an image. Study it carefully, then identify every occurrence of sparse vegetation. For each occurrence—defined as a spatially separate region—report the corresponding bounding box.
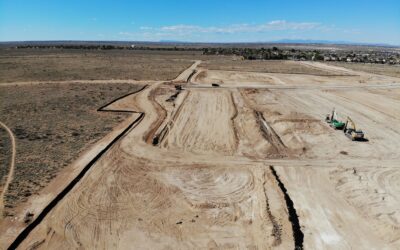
[0,49,202,83]
[0,83,144,216]
[0,127,12,194]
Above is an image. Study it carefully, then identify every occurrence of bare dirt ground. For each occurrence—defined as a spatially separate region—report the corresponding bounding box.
[200,59,344,75]
[1,58,400,249]
[327,61,400,78]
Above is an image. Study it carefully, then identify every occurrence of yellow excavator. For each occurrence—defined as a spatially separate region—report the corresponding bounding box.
[343,116,365,141]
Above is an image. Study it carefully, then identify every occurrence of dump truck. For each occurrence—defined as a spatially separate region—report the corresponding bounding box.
[325,109,345,130]
[343,116,365,141]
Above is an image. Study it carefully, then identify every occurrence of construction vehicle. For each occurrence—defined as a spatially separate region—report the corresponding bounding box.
[325,109,345,130]
[343,116,365,141]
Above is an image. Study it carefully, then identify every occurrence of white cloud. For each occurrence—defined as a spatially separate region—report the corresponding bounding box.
[117,20,350,42]
[139,26,153,30]
[157,20,321,34]
[119,32,132,36]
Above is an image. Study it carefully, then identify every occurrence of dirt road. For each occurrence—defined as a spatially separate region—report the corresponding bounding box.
[0,121,16,218]
[5,61,400,249]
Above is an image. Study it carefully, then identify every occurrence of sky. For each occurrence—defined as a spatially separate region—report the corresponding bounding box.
[1,0,399,45]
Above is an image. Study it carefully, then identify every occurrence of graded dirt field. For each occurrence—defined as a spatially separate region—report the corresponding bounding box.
[1,57,400,249]
[191,61,399,88]
[327,61,400,78]
[200,59,350,75]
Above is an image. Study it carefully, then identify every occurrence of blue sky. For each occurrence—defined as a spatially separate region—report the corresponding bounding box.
[1,0,399,44]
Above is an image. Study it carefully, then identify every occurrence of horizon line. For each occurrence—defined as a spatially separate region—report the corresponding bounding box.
[1,39,399,48]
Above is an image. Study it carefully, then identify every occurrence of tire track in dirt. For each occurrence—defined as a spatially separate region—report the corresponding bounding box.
[330,166,400,244]
[0,121,16,217]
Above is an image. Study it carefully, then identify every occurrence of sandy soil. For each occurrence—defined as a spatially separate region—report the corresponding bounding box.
[327,61,400,78]
[191,61,399,88]
[3,60,400,249]
[163,90,238,155]
[194,69,286,85]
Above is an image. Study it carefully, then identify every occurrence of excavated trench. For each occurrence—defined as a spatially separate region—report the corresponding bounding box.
[152,88,189,147]
[153,68,197,146]
[152,124,169,146]
[186,69,197,83]
[152,90,182,146]
[270,165,304,250]
[255,110,288,157]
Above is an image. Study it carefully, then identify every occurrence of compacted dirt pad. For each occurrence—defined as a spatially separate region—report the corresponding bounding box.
[4,61,400,249]
[163,90,238,155]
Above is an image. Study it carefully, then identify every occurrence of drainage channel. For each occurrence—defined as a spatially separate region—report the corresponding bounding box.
[186,69,197,83]
[270,165,304,250]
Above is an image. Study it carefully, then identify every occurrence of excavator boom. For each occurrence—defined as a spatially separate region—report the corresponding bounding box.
[346,116,356,131]
[344,116,365,141]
